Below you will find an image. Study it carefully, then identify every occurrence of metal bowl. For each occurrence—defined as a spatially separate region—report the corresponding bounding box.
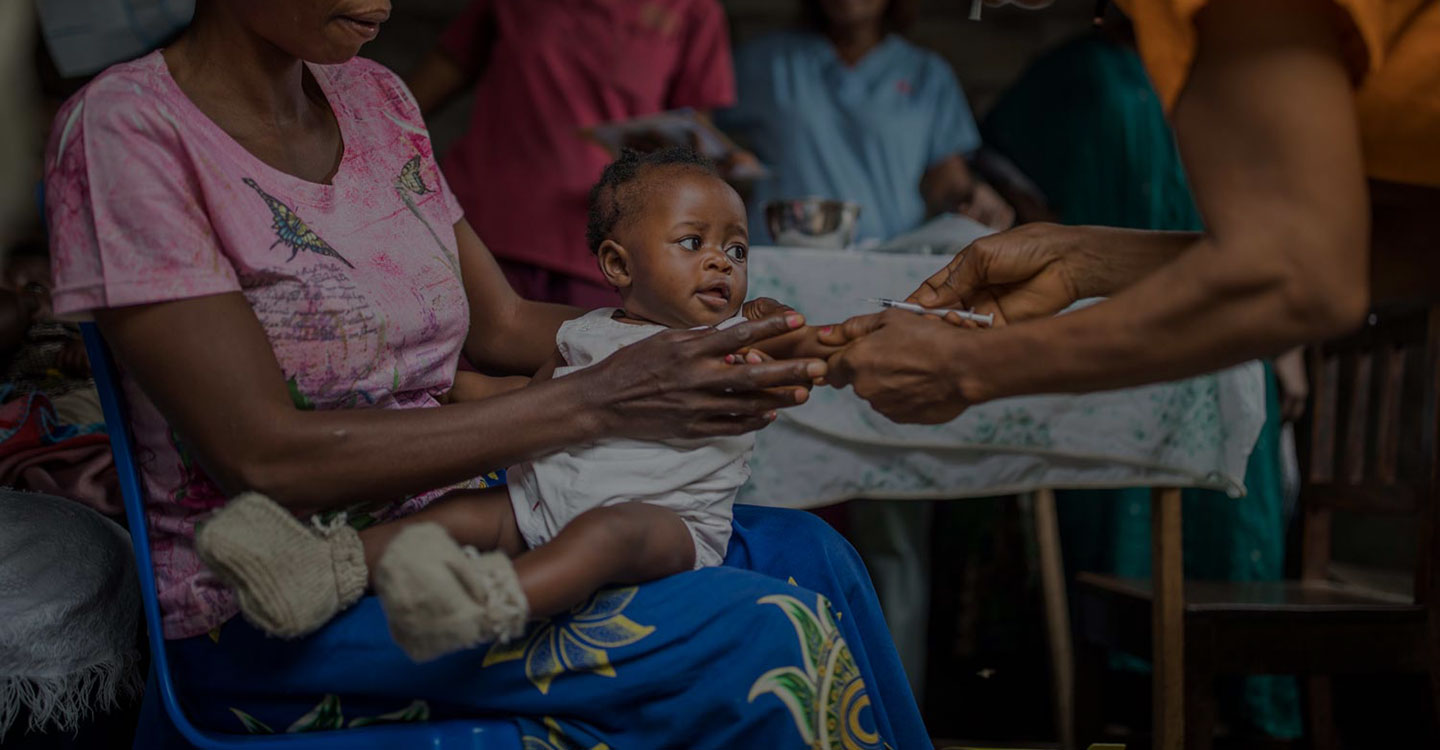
[764,198,862,249]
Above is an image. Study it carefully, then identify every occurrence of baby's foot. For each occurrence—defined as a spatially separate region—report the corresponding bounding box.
[195,493,366,639]
[373,522,528,662]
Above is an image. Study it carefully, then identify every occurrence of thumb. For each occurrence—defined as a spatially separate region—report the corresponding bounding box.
[824,348,855,388]
[817,313,884,346]
[910,249,983,308]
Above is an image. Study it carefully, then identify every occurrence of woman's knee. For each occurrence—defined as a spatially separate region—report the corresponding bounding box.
[766,507,862,562]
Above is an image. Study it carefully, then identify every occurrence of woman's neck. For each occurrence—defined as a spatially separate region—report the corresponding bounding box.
[826,23,884,66]
[164,3,316,126]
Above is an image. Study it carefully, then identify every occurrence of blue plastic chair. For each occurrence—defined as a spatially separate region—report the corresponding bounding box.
[80,323,521,749]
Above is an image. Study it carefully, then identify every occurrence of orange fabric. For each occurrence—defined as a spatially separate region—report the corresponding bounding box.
[1116,0,1440,186]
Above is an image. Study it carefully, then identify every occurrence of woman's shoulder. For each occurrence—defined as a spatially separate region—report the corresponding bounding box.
[48,53,186,162]
[320,55,405,93]
[316,56,427,130]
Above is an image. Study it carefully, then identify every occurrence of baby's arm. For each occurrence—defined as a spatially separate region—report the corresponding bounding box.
[446,348,564,403]
[745,324,844,361]
[445,371,530,403]
[528,347,564,384]
[738,299,843,360]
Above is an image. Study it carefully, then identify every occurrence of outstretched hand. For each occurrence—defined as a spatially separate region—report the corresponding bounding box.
[588,311,828,439]
[908,223,1087,326]
[816,309,979,424]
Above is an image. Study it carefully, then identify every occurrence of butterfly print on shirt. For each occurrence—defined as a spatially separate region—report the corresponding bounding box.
[242,177,355,269]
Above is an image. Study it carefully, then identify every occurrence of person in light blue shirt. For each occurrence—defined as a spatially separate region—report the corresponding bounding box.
[719,0,1014,244]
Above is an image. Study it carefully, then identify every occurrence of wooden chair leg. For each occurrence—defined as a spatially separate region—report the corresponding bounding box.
[1074,640,1106,746]
[1033,488,1075,749]
[1151,487,1185,750]
[1428,602,1440,739]
[1305,676,1340,750]
[1184,623,1216,750]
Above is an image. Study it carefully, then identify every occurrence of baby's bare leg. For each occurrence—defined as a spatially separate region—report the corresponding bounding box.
[515,502,695,618]
[358,486,523,580]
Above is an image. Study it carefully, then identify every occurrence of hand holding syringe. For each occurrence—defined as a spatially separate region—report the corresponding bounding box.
[866,298,994,327]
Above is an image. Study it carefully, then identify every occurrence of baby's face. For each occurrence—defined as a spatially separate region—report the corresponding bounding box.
[606,169,749,328]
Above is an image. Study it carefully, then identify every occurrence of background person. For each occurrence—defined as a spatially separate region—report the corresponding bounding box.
[404,0,740,307]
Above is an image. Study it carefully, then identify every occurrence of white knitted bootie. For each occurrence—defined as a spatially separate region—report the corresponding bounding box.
[374,522,529,663]
[195,492,367,639]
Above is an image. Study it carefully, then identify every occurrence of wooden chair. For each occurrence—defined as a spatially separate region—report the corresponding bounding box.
[1071,304,1440,749]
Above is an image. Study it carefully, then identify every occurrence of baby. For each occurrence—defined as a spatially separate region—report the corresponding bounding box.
[196,148,831,661]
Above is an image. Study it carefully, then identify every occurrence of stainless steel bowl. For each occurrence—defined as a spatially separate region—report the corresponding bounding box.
[764,198,862,249]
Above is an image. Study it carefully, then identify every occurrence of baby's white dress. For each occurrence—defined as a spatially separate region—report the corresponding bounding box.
[507,308,754,568]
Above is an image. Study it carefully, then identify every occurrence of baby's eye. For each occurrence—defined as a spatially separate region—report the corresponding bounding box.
[678,237,702,251]
[726,244,748,262]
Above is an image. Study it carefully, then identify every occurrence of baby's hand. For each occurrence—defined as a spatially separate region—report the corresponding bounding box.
[726,347,824,391]
[442,371,531,404]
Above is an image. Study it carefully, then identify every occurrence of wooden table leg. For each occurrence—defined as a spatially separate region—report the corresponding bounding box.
[1033,488,1075,749]
[1152,487,1185,750]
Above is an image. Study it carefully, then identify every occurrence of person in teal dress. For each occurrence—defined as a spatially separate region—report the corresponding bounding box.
[981,23,1303,739]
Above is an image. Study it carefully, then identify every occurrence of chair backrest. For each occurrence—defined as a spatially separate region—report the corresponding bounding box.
[79,323,514,749]
[1297,305,1440,605]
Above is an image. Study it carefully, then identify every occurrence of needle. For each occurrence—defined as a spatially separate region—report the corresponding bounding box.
[867,298,994,327]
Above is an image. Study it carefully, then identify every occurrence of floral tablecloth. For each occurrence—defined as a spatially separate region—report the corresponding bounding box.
[740,245,1266,508]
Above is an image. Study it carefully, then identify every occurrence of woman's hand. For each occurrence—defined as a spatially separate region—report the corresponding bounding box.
[908,223,1091,325]
[818,310,981,424]
[584,312,828,439]
[740,297,793,322]
[957,182,1016,231]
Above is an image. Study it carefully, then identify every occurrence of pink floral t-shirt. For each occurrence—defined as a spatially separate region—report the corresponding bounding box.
[45,51,490,639]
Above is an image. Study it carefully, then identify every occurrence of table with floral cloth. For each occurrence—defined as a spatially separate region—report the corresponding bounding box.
[741,239,1265,749]
[740,244,1266,509]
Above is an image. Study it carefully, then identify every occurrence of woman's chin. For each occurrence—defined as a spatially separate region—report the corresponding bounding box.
[302,39,368,66]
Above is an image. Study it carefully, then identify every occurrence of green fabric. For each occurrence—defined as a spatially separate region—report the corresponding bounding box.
[982,32,1300,738]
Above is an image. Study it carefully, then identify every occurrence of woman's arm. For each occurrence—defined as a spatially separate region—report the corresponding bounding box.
[452,218,584,375]
[825,0,1371,416]
[910,223,1201,324]
[95,292,601,515]
[920,155,1015,231]
[974,0,1370,396]
[99,290,820,516]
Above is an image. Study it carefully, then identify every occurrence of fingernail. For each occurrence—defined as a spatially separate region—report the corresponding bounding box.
[747,351,764,363]
[820,326,833,335]
[785,313,804,329]
[725,354,735,364]
[766,411,778,421]
[794,389,809,404]
[806,362,826,377]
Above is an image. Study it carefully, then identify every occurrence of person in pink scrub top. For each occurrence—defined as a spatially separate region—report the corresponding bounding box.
[406,0,740,307]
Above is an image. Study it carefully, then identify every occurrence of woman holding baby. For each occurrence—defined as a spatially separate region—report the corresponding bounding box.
[44,0,923,747]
